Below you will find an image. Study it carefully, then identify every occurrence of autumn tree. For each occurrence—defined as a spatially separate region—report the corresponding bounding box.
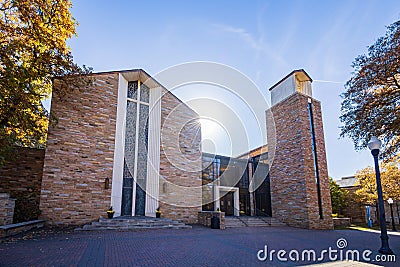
[329,177,348,215]
[0,0,92,166]
[355,159,400,204]
[340,20,400,159]
[381,159,400,201]
[354,166,378,205]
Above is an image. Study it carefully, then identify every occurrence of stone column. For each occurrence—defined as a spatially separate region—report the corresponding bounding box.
[0,193,15,226]
[266,70,333,230]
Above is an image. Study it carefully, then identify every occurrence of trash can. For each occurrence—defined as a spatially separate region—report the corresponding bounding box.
[211,216,220,229]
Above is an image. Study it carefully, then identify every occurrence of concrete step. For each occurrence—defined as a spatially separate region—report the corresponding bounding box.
[99,219,173,222]
[225,221,246,227]
[225,217,286,228]
[76,216,192,231]
[92,220,184,226]
[89,223,187,229]
[80,225,192,231]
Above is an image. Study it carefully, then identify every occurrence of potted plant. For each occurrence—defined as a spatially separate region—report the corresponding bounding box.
[107,206,115,219]
[156,207,161,218]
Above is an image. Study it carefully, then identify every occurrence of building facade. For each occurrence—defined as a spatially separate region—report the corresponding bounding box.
[202,152,271,217]
[336,176,367,223]
[200,70,333,229]
[39,70,202,225]
[1,68,333,229]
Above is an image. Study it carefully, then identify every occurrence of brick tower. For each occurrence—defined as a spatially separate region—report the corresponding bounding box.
[266,70,333,229]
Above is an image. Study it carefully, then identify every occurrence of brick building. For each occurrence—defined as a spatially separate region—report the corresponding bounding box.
[336,176,400,226]
[39,70,202,225]
[336,176,367,223]
[1,68,333,229]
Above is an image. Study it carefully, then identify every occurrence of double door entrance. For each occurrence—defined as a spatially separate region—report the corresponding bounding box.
[220,191,234,216]
[219,190,271,216]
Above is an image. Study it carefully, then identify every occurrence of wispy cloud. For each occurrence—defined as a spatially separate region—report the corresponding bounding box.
[212,22,287,69]
[313,79,345,84]
[213,24,264,52]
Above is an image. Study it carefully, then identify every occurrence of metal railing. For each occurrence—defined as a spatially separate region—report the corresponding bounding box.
[254,208,272,226]
[233,207,248,226]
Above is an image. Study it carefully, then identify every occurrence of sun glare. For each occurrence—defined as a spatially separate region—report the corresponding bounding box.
[198,118,219,138]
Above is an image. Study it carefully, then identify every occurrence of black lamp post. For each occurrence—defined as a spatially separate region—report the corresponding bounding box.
[367,136,393,255]
[387,198,397,231]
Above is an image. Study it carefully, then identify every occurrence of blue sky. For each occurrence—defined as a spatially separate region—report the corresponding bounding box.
[67,0,400,179]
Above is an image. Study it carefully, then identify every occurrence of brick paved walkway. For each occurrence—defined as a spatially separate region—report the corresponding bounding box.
[0,226,399,266]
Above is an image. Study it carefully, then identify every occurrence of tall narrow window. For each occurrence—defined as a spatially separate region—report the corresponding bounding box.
[121,81,150,216]
[308,101,323,219]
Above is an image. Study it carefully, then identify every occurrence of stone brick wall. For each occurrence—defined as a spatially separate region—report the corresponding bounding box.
[0,193,15,225]
[267,92,333,229]
[0,220,45,238]
[333,218,351,227]
[158,88,202,224]
[39,73,118,225]
[198,211,226,229]
[0,147,44,222]
[341,186,366,223]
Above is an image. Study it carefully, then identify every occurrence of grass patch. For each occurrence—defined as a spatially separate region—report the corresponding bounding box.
[348,224,381,231]
[334,223,382,231]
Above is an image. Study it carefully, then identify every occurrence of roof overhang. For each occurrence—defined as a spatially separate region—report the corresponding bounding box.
[269,69,312,91]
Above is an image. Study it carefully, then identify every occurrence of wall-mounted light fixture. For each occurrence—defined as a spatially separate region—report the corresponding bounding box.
[163,182,167,193]
[104,178,110,189]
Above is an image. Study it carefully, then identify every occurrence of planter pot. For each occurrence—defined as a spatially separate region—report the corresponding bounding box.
[107,212,114,219]
[156,213,161,218]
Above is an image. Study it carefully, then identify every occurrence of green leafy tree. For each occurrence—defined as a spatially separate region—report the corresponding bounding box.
[329,177,348,215]
[340,20,400,159]
[0,0,92,166]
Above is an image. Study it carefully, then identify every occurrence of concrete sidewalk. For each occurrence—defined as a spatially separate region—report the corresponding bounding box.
[0,225,399,266]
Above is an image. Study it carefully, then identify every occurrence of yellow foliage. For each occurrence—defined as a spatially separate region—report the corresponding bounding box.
[355,158,400,204]
[0,0,92,165]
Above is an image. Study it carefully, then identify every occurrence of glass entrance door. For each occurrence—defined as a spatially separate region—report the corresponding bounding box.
[220,192,234,216]
[254,174,272,216]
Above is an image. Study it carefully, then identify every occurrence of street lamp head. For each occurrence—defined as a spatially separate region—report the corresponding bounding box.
[388,198,394,204]
[368,136,382,151]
